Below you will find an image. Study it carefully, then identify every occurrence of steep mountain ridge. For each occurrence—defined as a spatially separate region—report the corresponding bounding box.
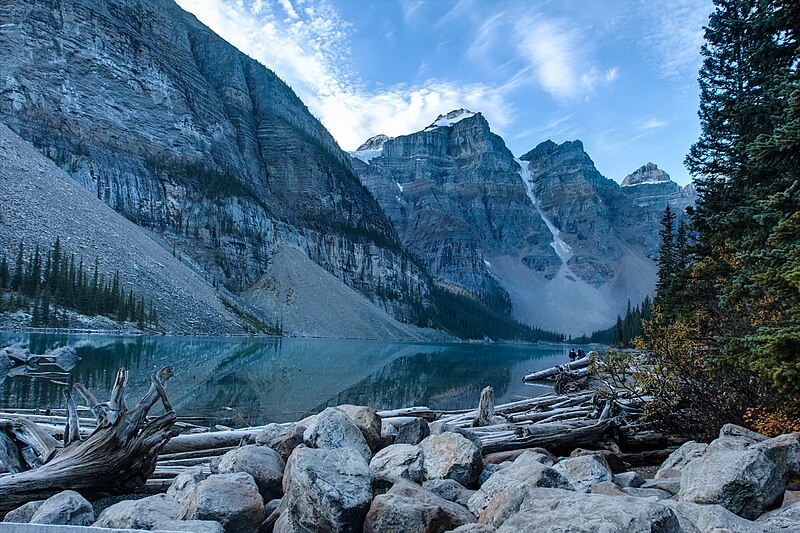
[352,115,696,335]
[0,123,243,334]
[0,0,428,326]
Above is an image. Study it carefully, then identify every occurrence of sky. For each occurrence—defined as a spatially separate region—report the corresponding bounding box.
[176,0,714,186]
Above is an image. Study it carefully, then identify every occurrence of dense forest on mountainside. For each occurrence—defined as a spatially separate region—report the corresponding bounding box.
[635,0,800,437]
[0,237,158,330]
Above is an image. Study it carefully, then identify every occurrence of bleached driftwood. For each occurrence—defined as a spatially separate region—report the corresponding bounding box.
[523,357,592,382]
[0,367,179,515]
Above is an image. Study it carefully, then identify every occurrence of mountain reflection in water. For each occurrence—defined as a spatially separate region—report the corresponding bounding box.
[0,333,579,426]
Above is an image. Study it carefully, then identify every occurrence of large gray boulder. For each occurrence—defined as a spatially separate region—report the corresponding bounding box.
[178,473,265,533]
[552,455,613,493]
[303,407,372,462]
[467,460,572,515]
[283,446,374,533]
[263,424,307,462]
[168,469,209,505]
[476,489,525,529]
[217,444,286,500]
[494,488,680,532]
[662,500,765,533]
[756,501,800,530]
[337,404,383,452]
[394,417,430,445]
[363,480,475,533]
[656,441,708,479]
[29,490,94,526]
[3,501,43,524]
[369,443,424,483]
[613,471,645,488]
[678,446,784,519]
[419,432,483,486]
[93,494,180,530]
[750,432,800,482]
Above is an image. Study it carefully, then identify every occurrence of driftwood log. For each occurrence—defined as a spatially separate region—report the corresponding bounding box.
[0,367,180,515]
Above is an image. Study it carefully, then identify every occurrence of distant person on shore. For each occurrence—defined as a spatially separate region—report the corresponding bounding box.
[577,348,586,359]
[569,348,577,361]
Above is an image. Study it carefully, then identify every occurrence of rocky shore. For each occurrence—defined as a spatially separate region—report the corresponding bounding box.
[2,403,798,532]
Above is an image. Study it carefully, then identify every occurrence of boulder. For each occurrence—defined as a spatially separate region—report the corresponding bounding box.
[379,421,398,448]
[755,501,800,530]
[662,500,765,533]
[394,417,430,445]
[3,501,43,523]
[590,481,628,496]
[428,423,483,450]
[168,469,209,505]
[93,494,179,530]
[363,480,475,533]
[256,423,285,446]
[467,460,572,515]
[678,446,784,519]
[511,449,554,467]
[337,404,383,452]
[153,519,225,533]
[552,455,613,493]
[655,441,708,479]
[570,448,626,473]
[178,473,265,533]
[303,407,372,462]
[720,423,769,444]
[29,490,94,526]
[264,498,282,518]
[494,488,680,532]
[422,479,466,502]
[613,471,645,488]
[476,489,525,529]
[264,424,307,462]
[369,444,424,483]
[419,432,483,486]
[217,445,286,500]
[750,432,800,481]
[282,446,374,533]
[642,477,682,496]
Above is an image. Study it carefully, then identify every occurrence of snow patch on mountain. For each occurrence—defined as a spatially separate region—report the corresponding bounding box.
[424,109,476,131]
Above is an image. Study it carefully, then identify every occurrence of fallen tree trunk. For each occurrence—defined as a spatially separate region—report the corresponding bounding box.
[0,367,179,515]
[523,357,592,382]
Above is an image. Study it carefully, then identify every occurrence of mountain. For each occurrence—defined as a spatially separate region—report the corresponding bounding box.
[351,112,696,335]
[0,0,431,337]
[0,123,243,334]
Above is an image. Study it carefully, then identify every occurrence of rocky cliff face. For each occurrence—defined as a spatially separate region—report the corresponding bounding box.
[621,163,697,215]
[0,0,428,326]
[352,110,553,304]
[352,116,695,335]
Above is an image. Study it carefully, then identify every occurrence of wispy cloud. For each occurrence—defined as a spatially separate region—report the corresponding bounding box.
[639,118,668,131]
[176,0,513,148]
[647,0,712,77]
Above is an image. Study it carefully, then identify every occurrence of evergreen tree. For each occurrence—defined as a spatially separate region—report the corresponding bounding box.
[0,255,8,289]
[654,206,677,315]
[11,242,23,291]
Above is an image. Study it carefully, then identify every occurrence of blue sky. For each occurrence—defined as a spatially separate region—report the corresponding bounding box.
[176,0,713,186]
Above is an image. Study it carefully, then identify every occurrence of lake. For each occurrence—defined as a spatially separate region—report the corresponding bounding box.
[0,333,585,426]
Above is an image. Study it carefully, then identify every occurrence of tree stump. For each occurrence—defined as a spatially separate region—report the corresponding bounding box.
[0,367,180,515]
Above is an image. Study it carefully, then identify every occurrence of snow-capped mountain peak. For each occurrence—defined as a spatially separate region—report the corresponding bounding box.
[423,109,476,131]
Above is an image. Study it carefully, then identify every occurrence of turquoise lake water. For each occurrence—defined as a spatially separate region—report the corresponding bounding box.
[0,333,585,426]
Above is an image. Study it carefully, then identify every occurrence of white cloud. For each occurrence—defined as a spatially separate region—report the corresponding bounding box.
[647,0,712,77]
[176,0,514,149]
[639,118,668,131]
